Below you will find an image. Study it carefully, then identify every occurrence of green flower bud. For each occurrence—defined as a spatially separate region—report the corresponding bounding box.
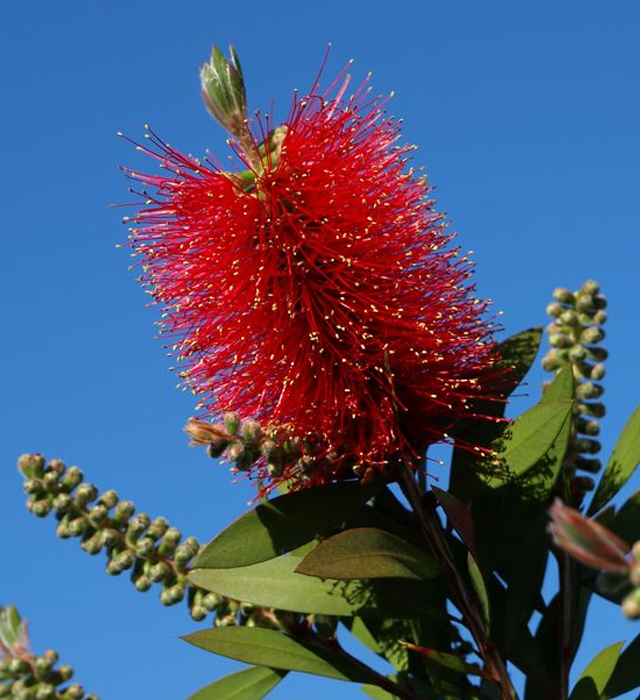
[190,605,207,621]
[577,382,604,400]
[57,665,73,682]
[175,537,199,570]
[586,346,608,362]
[125,513,150,543]
[593,294,607,310]
[591,363,606,380]
[202,592,223,611]
[17,454,45,479]
[546,302,563,318]
[223,412,241,436]
[98,490,119,509]
[549,333,573,349]
[572,476,595,492]
[74,483,98,507]
[107,549,135,575]
[134,537,155,559]
[242,419,262,445]
[80,531,103,555]
[56,518,71,539]
[134,575,152,592]
[9,659,30,675]
[112,500,135,527]
[29,499,52,518]
[67,517,88,537]
[42,471,60,489]
[580,327,605,344]
[553,287,575,304]
[42,651,59,666]
[577,418,600,436]
[578,401,606,418]
[149,562,170,583]
[23,478,44,495]
[147,517,169,541]
[61,683,84,700]
[568,345,587,362]
[207,440,227,459]
[158,528,181,557]
[160,583,185,606]
[35,683,55,699]
[593,309,607,325]
[622,588,640,620]
[574,458,602,474]
[61,467,83,491]
[559,310,579,326]
[99,528,119,548]
[581,279,600,295]
[226,440,245,462]
[87,504,109,528]
[52,493,72,513]
[573,438,601,454]
[200,46,247,137]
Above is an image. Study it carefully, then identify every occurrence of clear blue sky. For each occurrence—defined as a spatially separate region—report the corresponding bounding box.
[2,2,640,699]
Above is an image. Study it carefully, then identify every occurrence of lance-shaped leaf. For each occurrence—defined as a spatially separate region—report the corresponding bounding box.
[479,366,574,489]
[186,666,287,700]
[189,554,439,618]
[432,487,476,556]
[603,633,640,698]
[398,642,492,680]
[467,553,491,631]
[194,482,377,569]
[589,400,640,516]
[183,627,372,683]
[295,528,439,581]
[569,641,625,700]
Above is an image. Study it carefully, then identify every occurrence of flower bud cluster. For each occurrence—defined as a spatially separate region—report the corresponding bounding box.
[542,280,607,497]
[17,455,294,629]
[0,604,97,700]
[186,414,344,489]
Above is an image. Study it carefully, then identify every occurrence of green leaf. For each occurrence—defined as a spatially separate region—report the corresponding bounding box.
[432,487,476,555]
[480,368,574,489]
[589,400,640,515]
[497,327,544,396]
[542,364,575,401]
[183,627,372,683]
[194,482,377,569]
[569,641,625,700]
[186,666,286,700]
[467,553,490,630]
[609,488,640,548]
[603,633,640,698]
[295,528,439,581]
[362,684,399,700]
[189,554,439,618]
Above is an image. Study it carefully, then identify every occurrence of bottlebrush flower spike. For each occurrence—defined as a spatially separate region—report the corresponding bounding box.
[122,49,503,489]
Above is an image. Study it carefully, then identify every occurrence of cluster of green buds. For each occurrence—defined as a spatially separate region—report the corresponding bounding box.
[17,454,289,628]
[542,280,608,498]
[0,604,96,700]
[186,413,337,486]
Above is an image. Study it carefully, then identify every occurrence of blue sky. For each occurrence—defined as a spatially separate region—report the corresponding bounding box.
[2,1,640,699]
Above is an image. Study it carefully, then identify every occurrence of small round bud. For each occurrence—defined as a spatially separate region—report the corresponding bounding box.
[74,483,98,507]
[207,440,227,459]
[42,651,59,666]
[559,310,579,326]
[106,549,135,574]
[580,327,605,345]
[149,562,170,582]
[87,504,109,527]
[147,517,170,541]
[590,363,606,380]
[23,478,44,495]
[578,401,606,418]
[42,471,61,489]
[549,333,573,349]
[29,499,52,518]
[100,528,119,548]
[190,605,207,621]
[161,583,185,605]
[134,575,152,592]
[553,287,575,304]
[17,454,45,479]
[572,475,595,492]
[226,440,245,462]
[223,412,241,435]
[622,588,640,620]
[577,418,600,436]
[52,493,72,513]
[61,467,83,491]
[158,528,181,557]
[61,683,84,700]
[99,490,119,509]
[242,419,262,444]
[581,279,600,295]
[81,532,103,555]
[546,302,563,318]
[56,519,71,539]
[577,382,604,400]
[574,457,602,474]
[573,437,601,454]
[593,310,607,325]
[593,294,607,310]
[57,665,73,682]
[568,345,587,362]
[67,517,88,537]
[112,500,135,526]
[36,683,55,700]
[126,513,151,543]
[135,537,154,559]
[202,592,223,610]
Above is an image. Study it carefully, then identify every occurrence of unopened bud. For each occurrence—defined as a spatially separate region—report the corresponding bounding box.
[568,345,587,362]
[67,517,88,537]
[577,418,600,436]
[149,562,170,582]
[35,683,55,699]
[134,575,152,592]
[98,490,119,509]
[99,528,119,548]
[574,458,602,474]
[81,531,103,555]
[593,309,607,325]
[158,528,181,557]
[74,483,98,507]
[147,517,169,540]
[190,605,207,621]
[126,513,151,542]
[226,440,245,462]
[57,665,73,682]
[591,363,606,380]
[622,588,640,620]
[112,500,135,526]
[578,401,606,418]
[107,549,135,574]
[223,412,241,435]
[61,684,84,700]
[546,302,563,318]
[577,382,603,400]
[23,478,44,495]
[580,327,605,345]
[17,454,45,479]
[242,419,262,444]
[161,583,185,605]
[87,504,109,527]
[553,287,575,304]
[202,592,223,610]
[549,333,573,349]
[134,537,154,559]
[42,471,60,489]
[559,310,579,326]
[61,467,83,491]
[29,499,52,518]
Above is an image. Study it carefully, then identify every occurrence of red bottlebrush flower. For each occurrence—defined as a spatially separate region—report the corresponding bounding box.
[123,61,501,488]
